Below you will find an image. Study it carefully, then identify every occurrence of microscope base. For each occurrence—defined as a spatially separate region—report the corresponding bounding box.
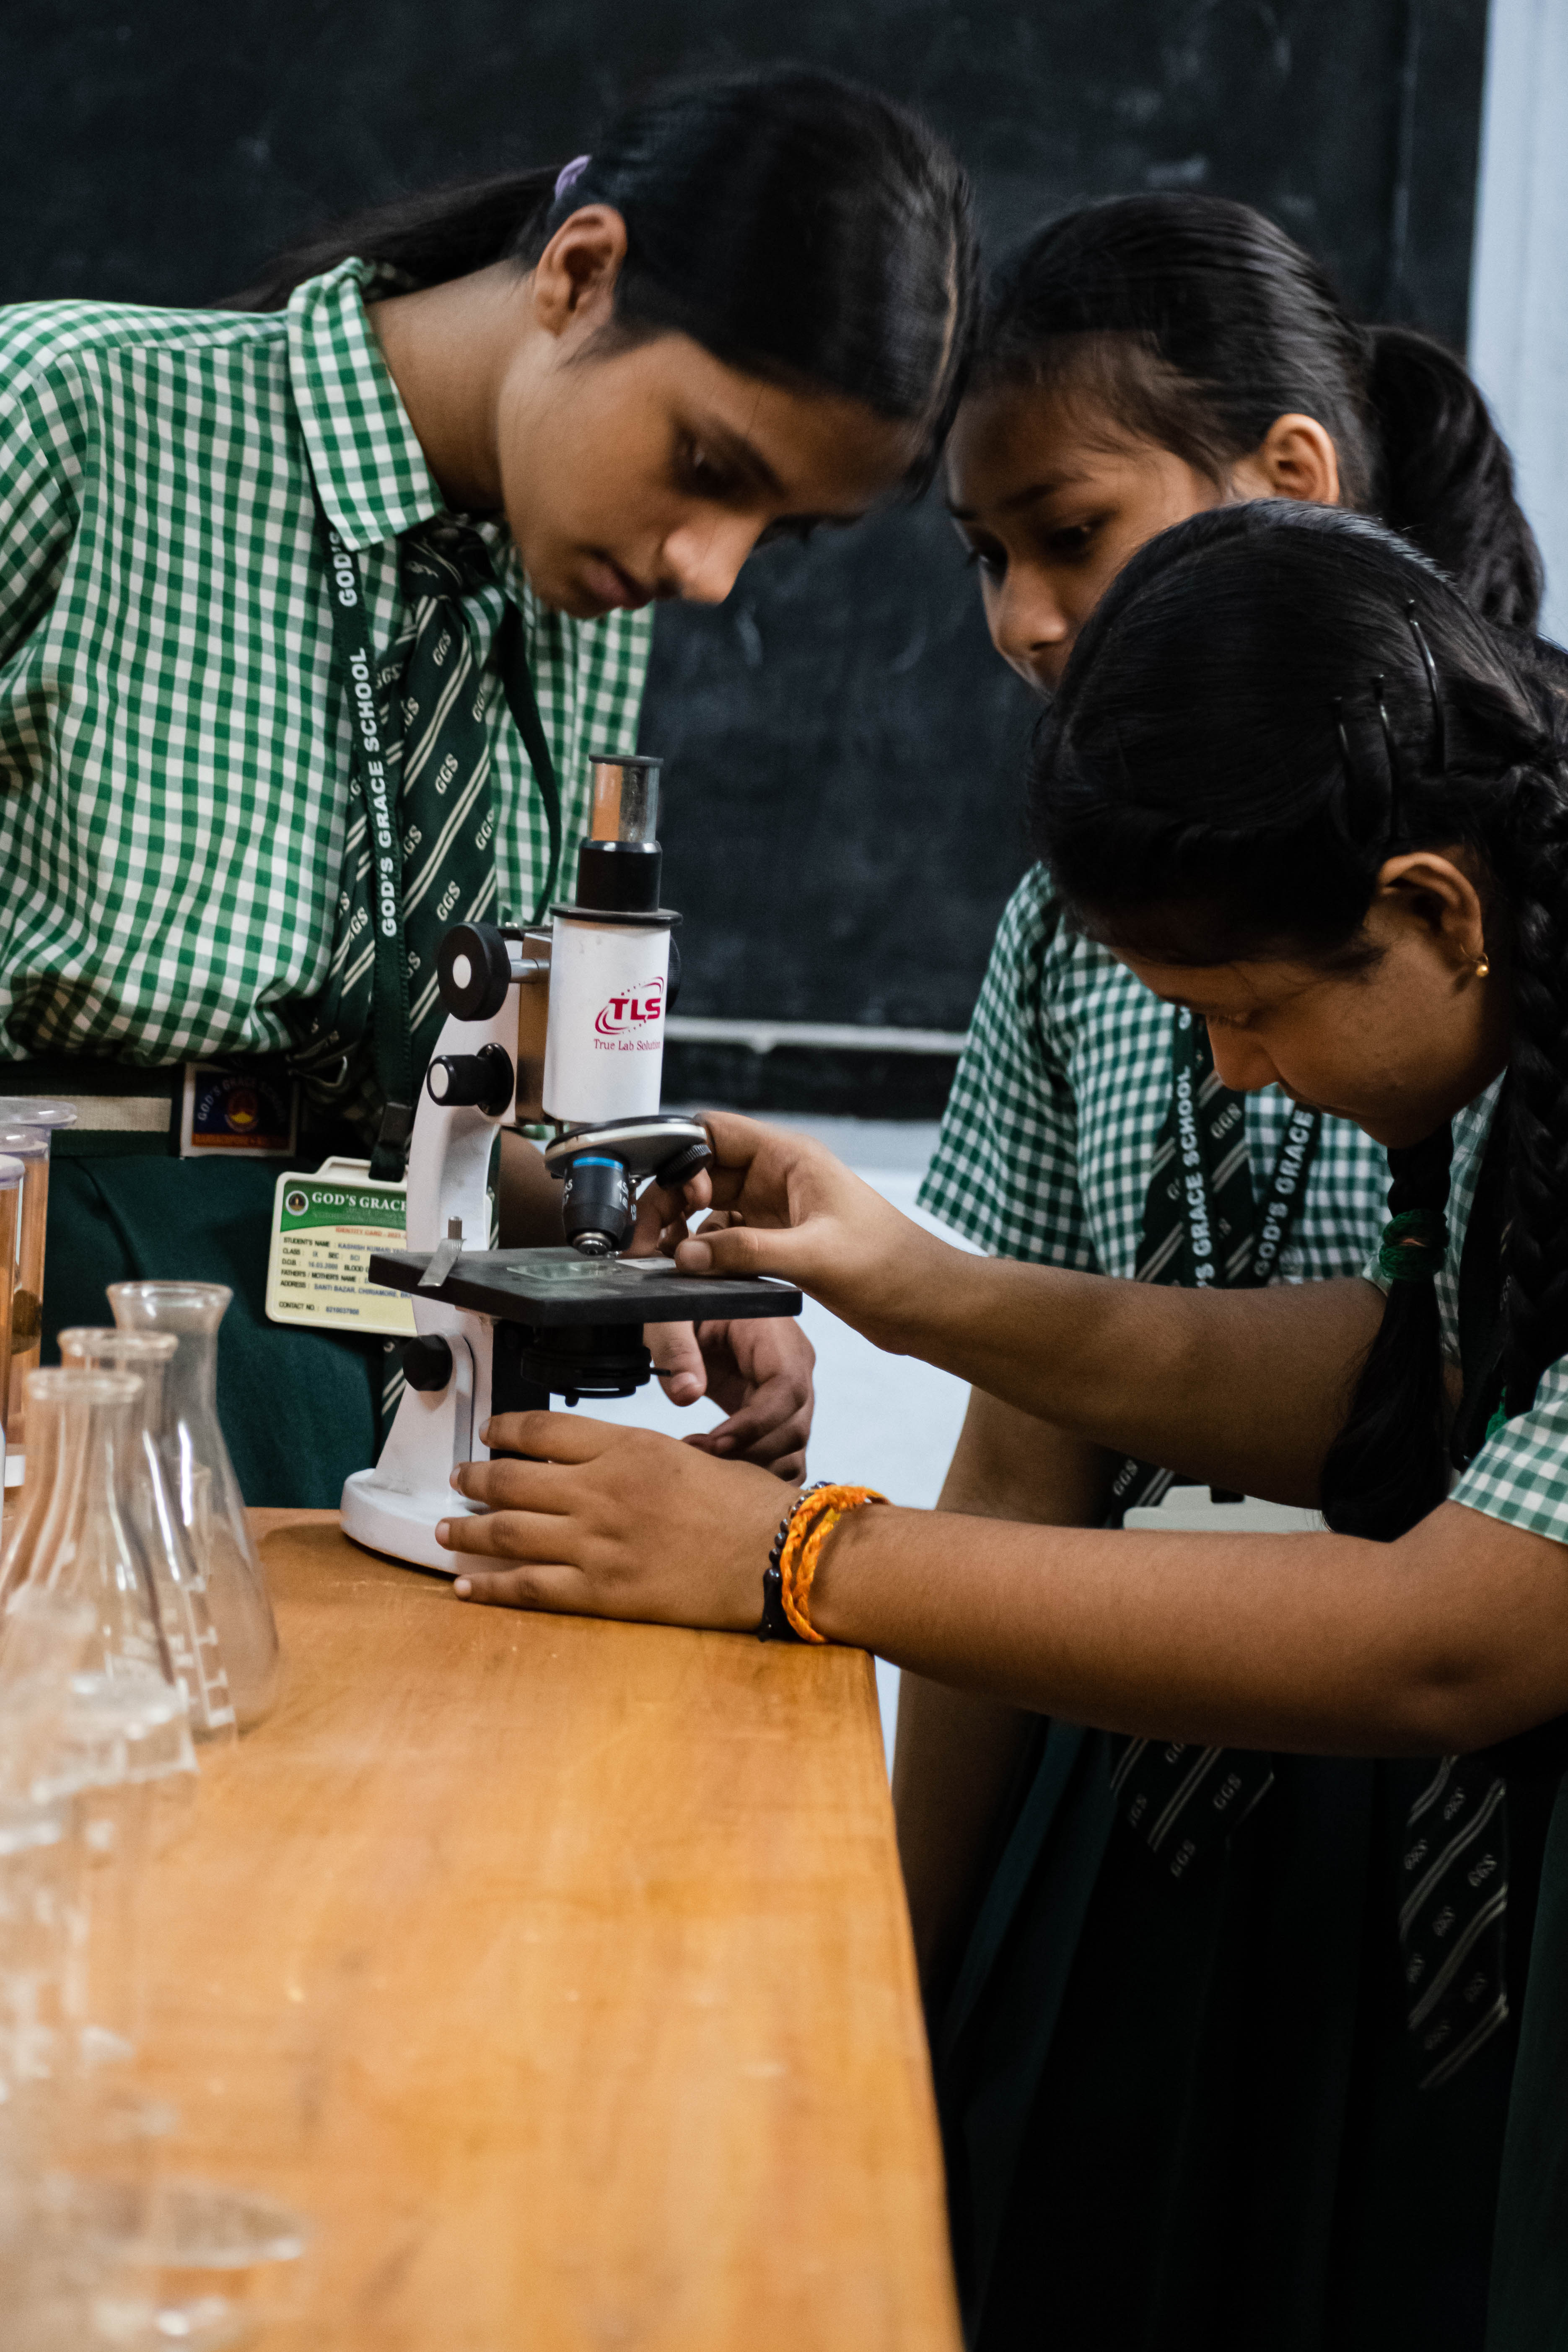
[340,1468,479,1576]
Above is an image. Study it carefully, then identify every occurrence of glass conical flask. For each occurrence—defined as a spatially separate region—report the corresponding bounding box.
[106,1285,281,1729]
[0,1587,96,2110]
[31,1374,179,1693]
[55,1335,235,1751]
[0,1367,68,1605]
[27,1372,197,2067]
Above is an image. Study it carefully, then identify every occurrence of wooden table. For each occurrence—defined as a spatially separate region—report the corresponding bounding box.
[133,1511,962,2351]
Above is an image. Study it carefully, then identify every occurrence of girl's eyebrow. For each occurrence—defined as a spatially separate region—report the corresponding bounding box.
[691,415,785,498]
[945,467,1097,521]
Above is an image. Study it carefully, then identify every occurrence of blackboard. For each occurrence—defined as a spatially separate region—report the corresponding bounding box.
[0,0,1489,1108]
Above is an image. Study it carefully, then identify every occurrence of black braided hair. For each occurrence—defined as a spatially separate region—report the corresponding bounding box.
[1027,499,1568,1538]
[1319,1126,1454,1540]
[1491,767,1568,1414]
[974,195,1540,628]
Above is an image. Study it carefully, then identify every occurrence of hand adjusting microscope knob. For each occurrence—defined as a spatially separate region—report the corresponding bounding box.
[399,1333,454,1393]
[426,1042,515,1116]
[654,1135,711,1190]
[438,922,512,1020]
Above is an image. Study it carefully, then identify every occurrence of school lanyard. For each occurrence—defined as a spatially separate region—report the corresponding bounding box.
[310,492,563,1172]
[1107,1011,1323,1522]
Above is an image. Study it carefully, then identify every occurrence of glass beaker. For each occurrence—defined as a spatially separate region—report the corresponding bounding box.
[0,1127,51,1485]
[55,1336,236,1750]
[106,1286,281,1729]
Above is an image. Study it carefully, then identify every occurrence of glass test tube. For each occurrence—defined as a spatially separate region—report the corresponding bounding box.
[0,1128,53,1479]
[0,1161,23,1491]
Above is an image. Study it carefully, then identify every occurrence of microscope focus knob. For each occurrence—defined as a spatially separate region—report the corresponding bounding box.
[654,1136,711,1190]
[426,1043,515,1116]
[438,923,512,1020]
[399,1333,454,1394]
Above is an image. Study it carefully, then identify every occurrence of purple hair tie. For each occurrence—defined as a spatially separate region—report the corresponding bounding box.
[554,154,591,203]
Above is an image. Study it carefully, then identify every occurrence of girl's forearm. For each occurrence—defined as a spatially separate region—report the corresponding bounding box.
[868,1247,1381,1505]
[812,1497,1568,1756]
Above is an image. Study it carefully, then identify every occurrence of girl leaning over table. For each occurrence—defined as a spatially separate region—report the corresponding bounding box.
[437,505,1568,2352]
[0,66,977,1503]
[907,196,1532,2350]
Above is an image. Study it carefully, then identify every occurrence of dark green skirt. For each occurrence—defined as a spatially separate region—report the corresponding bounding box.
[43,1154,382,1507]
[939,1725,1559,2352]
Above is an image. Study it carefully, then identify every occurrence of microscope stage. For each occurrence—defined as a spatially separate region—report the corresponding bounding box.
[368,1245,803,1326]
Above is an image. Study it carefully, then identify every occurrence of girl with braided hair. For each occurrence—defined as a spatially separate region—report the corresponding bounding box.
[915,190,1542,2030]
[433,503,1568,2352]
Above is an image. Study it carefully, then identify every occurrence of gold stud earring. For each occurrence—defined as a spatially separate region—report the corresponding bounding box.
[1475,951,1491,979]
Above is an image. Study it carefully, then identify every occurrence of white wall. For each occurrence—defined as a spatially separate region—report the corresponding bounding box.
[1468,0,1568,642]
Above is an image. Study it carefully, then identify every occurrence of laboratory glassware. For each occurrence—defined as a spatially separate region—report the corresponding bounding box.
[0,1126,52,1483]
[0,1100,77,1129]
[25,1371,197,2066]
[106,1285,281,1729]
[31,1372,178,1695]
[0,1585,96,2102]
[55,1335,236,1749]
[3,1370,75,1604]
[0,1156,24,1488]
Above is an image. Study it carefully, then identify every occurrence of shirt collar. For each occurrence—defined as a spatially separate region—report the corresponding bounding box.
[287,257,443,551]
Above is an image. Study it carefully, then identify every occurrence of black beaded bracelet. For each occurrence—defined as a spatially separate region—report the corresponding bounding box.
[755,1481,829,1642]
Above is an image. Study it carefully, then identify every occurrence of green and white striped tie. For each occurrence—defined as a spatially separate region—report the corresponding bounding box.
[291,517,505,1129]
[389,521,503,1086]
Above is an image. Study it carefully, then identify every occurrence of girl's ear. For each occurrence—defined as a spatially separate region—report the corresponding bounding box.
[1374,850,1490,970]
[531,206,630,337]
[1231,414,1342,509]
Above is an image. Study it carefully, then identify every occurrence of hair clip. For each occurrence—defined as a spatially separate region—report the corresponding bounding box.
[1371,673,1403,840]
[1404,602,1448,774]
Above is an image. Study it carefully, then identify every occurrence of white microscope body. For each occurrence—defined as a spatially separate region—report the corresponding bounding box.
[340,753,799,1574]
[338,931,543,1572]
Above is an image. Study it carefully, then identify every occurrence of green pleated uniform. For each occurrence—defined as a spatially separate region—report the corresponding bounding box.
[939,1727,1558,2352]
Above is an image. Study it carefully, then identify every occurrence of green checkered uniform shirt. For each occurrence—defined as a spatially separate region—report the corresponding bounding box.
[1367,1074,1568,1546]
[0,257,651,1064]
[920,865,1390,1281]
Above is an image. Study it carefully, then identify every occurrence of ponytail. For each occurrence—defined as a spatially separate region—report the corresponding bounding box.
[221,67,978,462]
[221,169,559,312]
[976,194,1540,631]
[1365,324,1543,630]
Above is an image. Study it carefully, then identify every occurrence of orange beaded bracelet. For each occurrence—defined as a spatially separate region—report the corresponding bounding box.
[776,1483,888,1644]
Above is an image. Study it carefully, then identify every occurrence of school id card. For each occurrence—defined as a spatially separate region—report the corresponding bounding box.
[264,1157,416,1338]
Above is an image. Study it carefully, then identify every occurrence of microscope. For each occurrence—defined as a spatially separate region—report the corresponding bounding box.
[339,752,802,1574]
